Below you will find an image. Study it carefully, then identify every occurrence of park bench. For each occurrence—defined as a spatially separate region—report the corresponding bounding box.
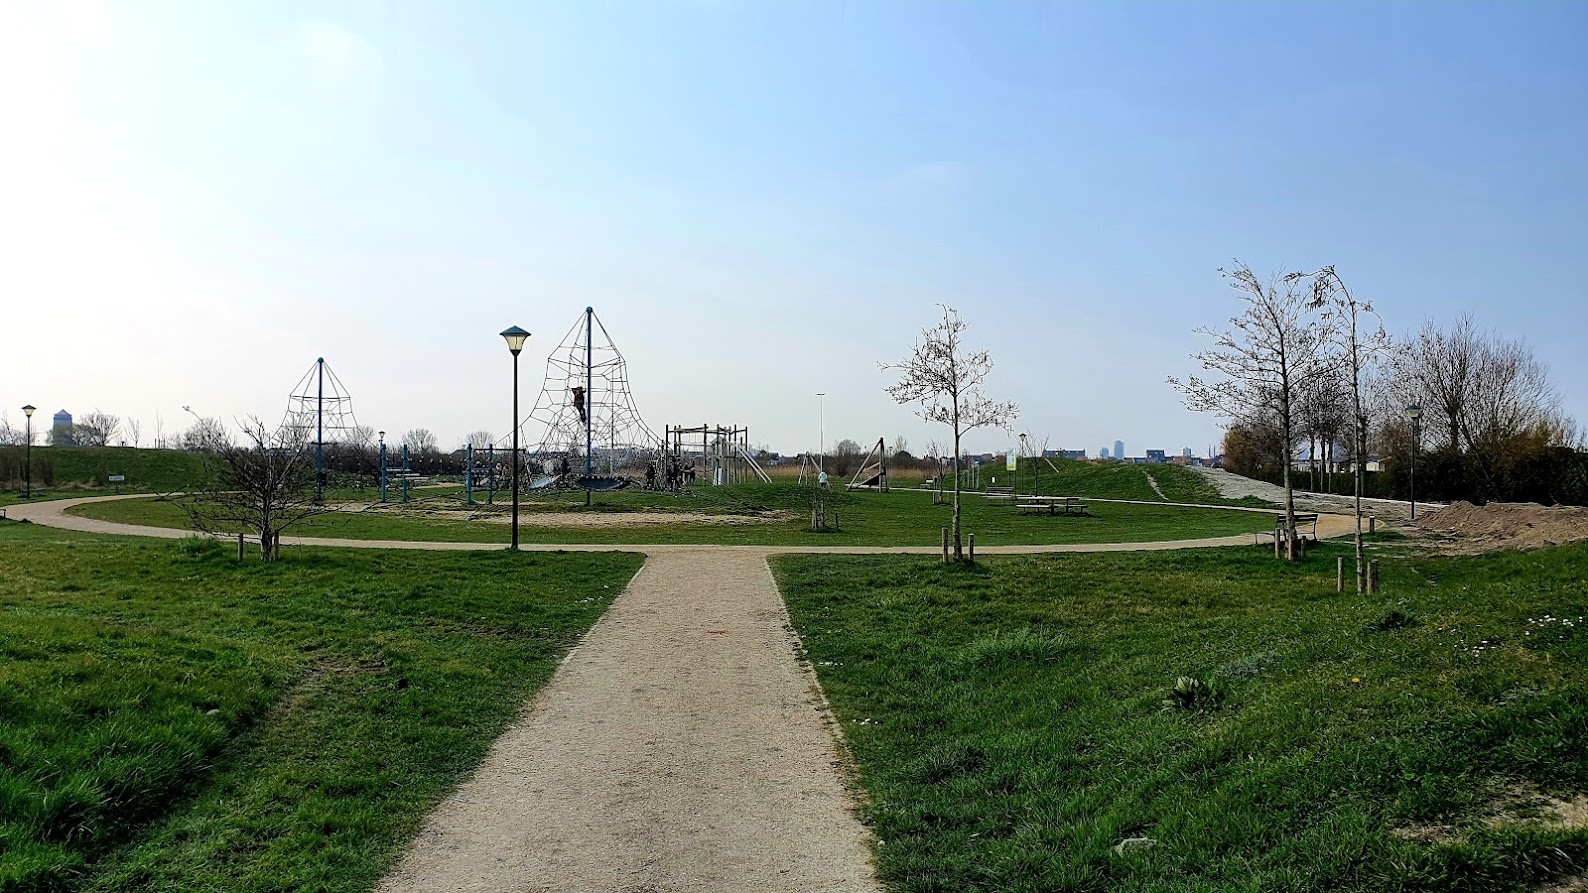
[1257,513,1319,544]
[985,486,1015,504]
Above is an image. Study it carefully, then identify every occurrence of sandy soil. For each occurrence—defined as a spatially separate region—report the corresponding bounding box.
[1415,501,1588,554]
[376,550,880,893]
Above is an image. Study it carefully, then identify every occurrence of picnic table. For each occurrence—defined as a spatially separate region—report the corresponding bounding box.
[1016,496,1088,515]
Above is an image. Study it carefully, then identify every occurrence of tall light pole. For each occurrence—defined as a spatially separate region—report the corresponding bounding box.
[1407,403,1423,522]
[21,405,35,499]
[501,326,531,551]
[1019,432,1029,496]
[817,392,826,472]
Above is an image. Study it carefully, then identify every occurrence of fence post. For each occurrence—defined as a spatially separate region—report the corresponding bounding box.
[1337,557,1344,593]
[1369,560,1380,594]
[942,527,949,563]
[238,532,244,561]
[968,533,975,563]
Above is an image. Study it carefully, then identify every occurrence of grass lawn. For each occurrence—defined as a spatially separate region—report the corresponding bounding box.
[774,541,1588,892]
[0,521,643,892]
[956,457,1267,507]
[1,446,209,497]
[67,486,1275,547]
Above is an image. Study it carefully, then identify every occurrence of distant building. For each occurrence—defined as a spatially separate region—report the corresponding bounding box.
[1146,449,1166,463]
[1114,440,1125,461]
[50,409,75,447]
[1055,449,1086,460]
[1100,447,1110,460]
[1183,447,1193,458]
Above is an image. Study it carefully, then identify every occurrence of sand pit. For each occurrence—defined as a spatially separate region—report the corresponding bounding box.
[1417,501,1588,553]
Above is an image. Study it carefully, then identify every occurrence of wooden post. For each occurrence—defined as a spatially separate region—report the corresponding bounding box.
[942,527,949,563]
[1369,560,1380,593]
[1274,526,1281,560]
[968,533,975,563]
[1369,517,1377,534]
[1337,557,1344,593]
[238,533,245,561]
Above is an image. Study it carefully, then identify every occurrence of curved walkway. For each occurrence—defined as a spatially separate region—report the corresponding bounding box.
[6,493,1359,892]
[7,493,1359,555]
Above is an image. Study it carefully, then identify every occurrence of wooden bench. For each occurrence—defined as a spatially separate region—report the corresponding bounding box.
[985,486,1015,504]
[1257,513,1319,544]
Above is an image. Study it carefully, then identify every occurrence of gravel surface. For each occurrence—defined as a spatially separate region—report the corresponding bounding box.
[1189,466,1440,523]
[377,549,880,893]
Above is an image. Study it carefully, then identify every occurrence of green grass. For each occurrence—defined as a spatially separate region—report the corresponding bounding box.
[957,458,1255,506]
[773,541,1588,892]
[0,447,209,498]
[0,521,643,892]
[68,485,1275,547]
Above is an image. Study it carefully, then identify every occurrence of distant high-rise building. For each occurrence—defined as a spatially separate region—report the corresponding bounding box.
[1114,440,1125,461]
[1183,447,1193,458]
[1100,446,1110,460]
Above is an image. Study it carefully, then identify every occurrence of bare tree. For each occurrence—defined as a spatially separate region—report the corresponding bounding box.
[464,430,495,449]
[1170,263,1323,559]
[882,305,1019,560]
[403,428,438,454]
[126,417,142,448]
[182,417,230,451]
[1305,267,1391,592]
[74,410,122,447]
[181,418,339,560]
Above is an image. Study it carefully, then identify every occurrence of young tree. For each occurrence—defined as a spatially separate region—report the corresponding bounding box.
[882,305,1018,560]
[126,417,142,448]
[464,430,495,449]
[182,419,338,561]
[1170,263,1323,559]
[1305,266,1391,592]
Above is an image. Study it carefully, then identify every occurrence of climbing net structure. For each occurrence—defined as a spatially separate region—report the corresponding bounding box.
[519,307,660,483]
[281,357,365,500]
[280,358,362,447]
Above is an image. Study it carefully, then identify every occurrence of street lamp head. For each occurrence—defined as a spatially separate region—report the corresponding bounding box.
[1407,403,1423,421]
[21,404,34,418]
[378,430,385,444]
[500,326,530,355]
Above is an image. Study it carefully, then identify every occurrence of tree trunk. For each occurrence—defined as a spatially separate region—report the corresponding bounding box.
[951,428,963,561]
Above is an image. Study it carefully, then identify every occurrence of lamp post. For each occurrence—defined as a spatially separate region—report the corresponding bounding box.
[377,430,387,502]
[1407,403,1423,522]
[816,392,826,472]
[501,326,531,551]
[21,405,35,498]
[1018,433,1028,496]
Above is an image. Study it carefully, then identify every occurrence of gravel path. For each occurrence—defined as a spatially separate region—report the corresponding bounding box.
[377,549,878,893]
[1189,466,1442,523]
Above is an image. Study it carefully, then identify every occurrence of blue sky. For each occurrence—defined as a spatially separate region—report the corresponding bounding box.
[4,1,1584,456]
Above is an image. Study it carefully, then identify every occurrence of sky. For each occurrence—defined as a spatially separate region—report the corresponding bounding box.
[3,1,1585,458]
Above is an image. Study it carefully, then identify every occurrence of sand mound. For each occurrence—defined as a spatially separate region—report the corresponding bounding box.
[1418,501,1588,553]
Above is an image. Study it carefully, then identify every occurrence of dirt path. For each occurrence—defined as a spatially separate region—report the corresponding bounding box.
[377,549,879,893]
[7,493,1357,555]
[6,493,1360,890]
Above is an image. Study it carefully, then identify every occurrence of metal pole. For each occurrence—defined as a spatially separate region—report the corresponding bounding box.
[1410,417,1419,522]
[818,393,825,472]
[512,350,521,550]
[379,441,387,502]
[465,442,473,504]
[24,416,32,499]
[585,307,593,507]
[316,358,326,499]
